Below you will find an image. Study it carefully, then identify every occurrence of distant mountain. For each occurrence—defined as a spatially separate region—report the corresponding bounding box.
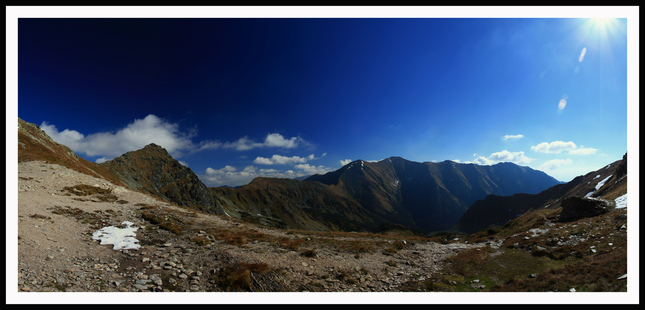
[305,157,562,232]
[99,144,225,216]
[448,153,627,234]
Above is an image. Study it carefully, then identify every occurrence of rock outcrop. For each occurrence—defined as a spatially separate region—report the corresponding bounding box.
[100,143,225,216]
[558,196,615,222]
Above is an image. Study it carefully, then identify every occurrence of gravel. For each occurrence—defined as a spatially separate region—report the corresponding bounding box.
[14,161,485,300]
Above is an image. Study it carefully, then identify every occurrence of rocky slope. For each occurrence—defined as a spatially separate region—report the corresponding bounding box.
[210,177,380,232]
[449,154,627,234]
[16,160,483,294]
[99,144,225,216]
[305,157,562,232]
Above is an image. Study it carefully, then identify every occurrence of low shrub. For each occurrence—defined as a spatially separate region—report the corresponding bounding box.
[218,262,270,292]
[300,248,317,257]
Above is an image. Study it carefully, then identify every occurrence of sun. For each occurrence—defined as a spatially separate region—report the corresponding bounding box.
[589,18,618,31]
[576,17,625,51]
[590,18,614,27]
[585,17,622,35]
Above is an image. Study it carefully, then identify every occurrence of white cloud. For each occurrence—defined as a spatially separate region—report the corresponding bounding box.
[294,164,333,175]
[253,154,317,165]
[540,158,573,171]
[531,141,597,155]
[264,133,298,148]
[472,150,534,166]
[40,115,314,162]
[340,159,352,166]
[222,133,310,151]
[568,147,597,155]
[502,134,524,141]
[41,115,198,160]
[95,157,108,164]
[530,141,577,154]
[205,165,237,175]
[177,160,189,167]
[201,163,332,187]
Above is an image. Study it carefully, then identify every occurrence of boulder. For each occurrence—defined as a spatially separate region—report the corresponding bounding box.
[559,197,615,222]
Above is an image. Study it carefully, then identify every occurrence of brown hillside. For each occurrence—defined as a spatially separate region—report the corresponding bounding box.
[18,117,124,187]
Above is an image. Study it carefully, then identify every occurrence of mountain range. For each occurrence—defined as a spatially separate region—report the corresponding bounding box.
[17,117,625,235]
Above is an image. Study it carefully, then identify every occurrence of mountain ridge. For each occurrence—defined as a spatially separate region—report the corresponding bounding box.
[17,117,587,234]
[304,156,562,232]
[16,116,629,293]
[448,153,627,234]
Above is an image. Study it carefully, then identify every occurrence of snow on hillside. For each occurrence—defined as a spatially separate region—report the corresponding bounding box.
[615,193,627,209]
[585,174,613,197]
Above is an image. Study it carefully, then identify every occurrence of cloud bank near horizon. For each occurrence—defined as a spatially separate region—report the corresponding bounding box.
[40,114,313,163]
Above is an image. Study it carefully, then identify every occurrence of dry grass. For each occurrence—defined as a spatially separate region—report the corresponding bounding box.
[217,262,271,292]
[140,207,186,235]
[426,207,628,292]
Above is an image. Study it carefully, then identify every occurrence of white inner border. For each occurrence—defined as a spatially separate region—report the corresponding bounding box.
[6,5,639,305]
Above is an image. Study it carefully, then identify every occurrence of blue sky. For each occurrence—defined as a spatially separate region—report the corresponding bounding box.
[10,7,636,187]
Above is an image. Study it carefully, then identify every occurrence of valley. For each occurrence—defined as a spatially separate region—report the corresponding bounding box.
[14,117,629,297]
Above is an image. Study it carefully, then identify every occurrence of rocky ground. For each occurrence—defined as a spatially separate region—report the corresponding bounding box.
[15,161,491,297]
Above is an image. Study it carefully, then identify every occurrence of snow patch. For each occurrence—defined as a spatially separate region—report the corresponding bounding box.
[614,193,627,209]
[92,221,140,250]
[585,175,613,197]
[595,175,612,190]
[593,174,600,180]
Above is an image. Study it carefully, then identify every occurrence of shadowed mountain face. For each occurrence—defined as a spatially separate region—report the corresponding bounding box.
[99,144,225,216]
[304,157,562,232]
[210,177,381,232]
[449,154,627,234]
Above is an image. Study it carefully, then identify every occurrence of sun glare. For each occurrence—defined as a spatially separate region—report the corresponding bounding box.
[590,18,613,27]
[585,17,623,37]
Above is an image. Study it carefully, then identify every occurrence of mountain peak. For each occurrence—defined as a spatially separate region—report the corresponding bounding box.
[100,144,224,216]
[143,143,163,150]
